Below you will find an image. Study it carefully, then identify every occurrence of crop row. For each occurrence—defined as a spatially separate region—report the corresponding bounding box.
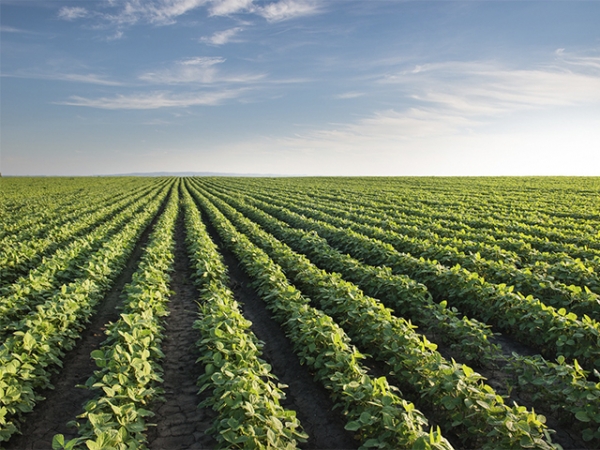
[208,178,600,304]
[204,182,600,373]
[0,181,172,442]
[0,178,128,237]
[0,178,159,244]
[181,186,306,449]
[200,186,499,366]
[320,190,600,299]
[186,181,452,450]
[0,186,166,342]
[263,185,600,301]
[53,182,179,450]
[196,181,600,445]
[4,176,598,448]
[0,180,168,289]
[259,178,598,244]
[272,192,600,320]
[209,178,600,288]
[190,181,555,449]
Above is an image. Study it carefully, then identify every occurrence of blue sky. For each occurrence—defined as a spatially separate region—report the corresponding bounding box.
[1,0,599,176]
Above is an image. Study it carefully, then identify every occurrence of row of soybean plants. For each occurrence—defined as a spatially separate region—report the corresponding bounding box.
[221,176,600,282]
[209,177,600,298]
[0,178,165,288]
[211,176,598,240]
[307,178,600,279]
[0,179,173,442]
[211,184,600,435]
[185,180,453,450]
[209,181,600,368]
[43,180,300,450]
[204,178,600,364]
[286,180,600,296]
[181,185,307,449]
[195,178,600,446]
[0,177,106,236]
[6,178,308,450]
[0,177,152,241]
[188,179,555,449]
[238,183,600,318]
[56,179,423,450]
[0,183,170,342]
[54,182,181,449]
[311,177,599,240]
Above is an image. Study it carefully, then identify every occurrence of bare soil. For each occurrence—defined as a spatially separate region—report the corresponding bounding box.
[146,211,217,450]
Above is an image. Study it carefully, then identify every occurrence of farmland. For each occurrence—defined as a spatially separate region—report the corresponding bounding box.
[1,176,599,449]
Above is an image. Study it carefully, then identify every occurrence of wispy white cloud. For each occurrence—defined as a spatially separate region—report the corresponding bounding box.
[138,56,264,84]
[1,71,123,86]
[287,108,477,150]
[200,27,243,45]
[57,89,242,109]
[139,57,223,84]
[208,0,253,16]
[257,0,319,22]
[380,59,600,116]
[58,0,320,29]
[335,91,364,99]
[555,48,600,71]
[46,0,325,48]
[0,26,32,33]
[276,54,600,154]
[97,0,207,26]
[58,6,89,20]
[178,0,319,20]
[58,73,124,86]
[179,56,225,66]
[84,0,246,26]
[106,29,125,41]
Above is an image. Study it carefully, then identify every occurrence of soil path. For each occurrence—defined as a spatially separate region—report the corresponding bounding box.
[202,212,358,450]
[146,210,217,449]
[6,195,169,450]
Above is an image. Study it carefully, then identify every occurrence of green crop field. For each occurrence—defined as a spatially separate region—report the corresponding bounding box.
[1,176,599,450]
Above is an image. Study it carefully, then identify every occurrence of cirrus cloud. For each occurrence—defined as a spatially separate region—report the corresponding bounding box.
[56,89,243,109]
[56,0,321,29]
[137,56,265,84]
[58,6,89,20]
[279,52,600,154]
[200,27,243,45]
[257,0,319,22]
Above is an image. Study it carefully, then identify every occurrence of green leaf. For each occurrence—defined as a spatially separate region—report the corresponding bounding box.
[90,350,104,360]
[359,411,371,424]
[575,411,591,422]
[23,332,36,351]
[345,421,361,431]
[462,364,474,377]
[85,440,102,450]
[52,434,65,450]
[363,438,381,448]
[582,428,596,442]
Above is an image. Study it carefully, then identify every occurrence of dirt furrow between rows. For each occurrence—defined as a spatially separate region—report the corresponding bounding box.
[202,212,358,450]
[6,194,170,450]
[146,210,216,450]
